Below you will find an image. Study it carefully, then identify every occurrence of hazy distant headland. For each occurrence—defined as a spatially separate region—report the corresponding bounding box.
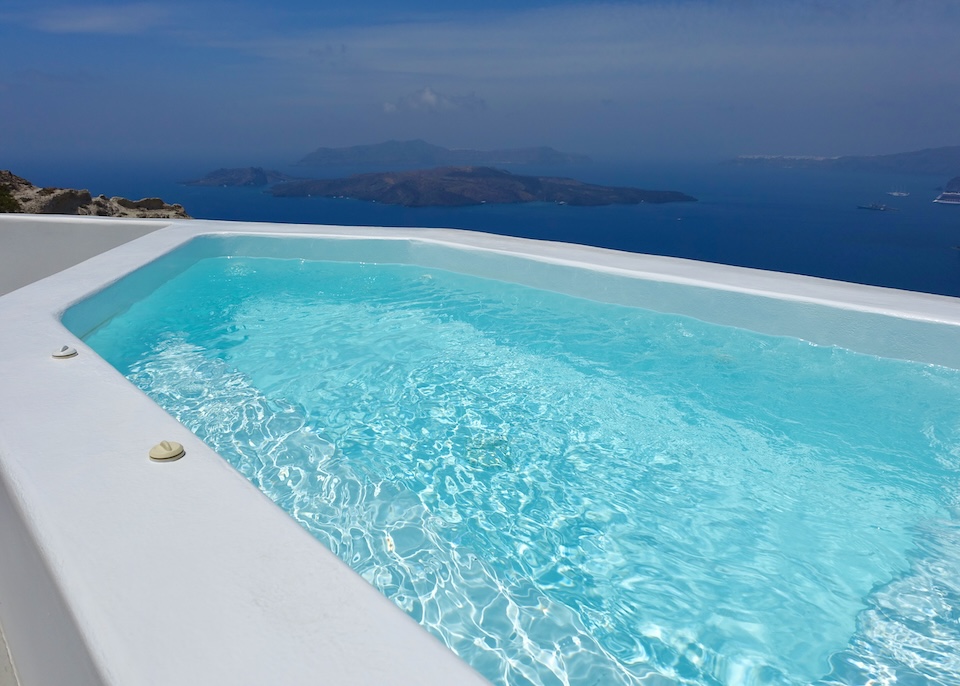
[0,170,190,218]
[270,166,695,208]
[296,140,591,168]
[182,167,297,187]
[728,145,960,176]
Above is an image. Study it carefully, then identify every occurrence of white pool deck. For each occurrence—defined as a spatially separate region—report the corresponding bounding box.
[3,214,960,686]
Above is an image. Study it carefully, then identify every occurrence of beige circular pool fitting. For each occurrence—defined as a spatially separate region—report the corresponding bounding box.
[149,441,185,462]
[52,345,78,359]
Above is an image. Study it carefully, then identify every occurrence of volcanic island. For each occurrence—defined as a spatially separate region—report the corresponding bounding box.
[268,166,696,208]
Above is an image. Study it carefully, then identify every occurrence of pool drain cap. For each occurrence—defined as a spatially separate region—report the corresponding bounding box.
[149,441,185,462]
[52,345,78,359]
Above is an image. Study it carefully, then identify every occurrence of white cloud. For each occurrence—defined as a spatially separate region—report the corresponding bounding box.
[383,87,486,114]
[168,0,959,154]
[5,1,959,157]
[30,3,170,34]
[208,1,959,97]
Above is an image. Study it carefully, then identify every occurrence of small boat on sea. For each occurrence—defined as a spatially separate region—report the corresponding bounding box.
[858,203,898,212]
[887,190,909,197]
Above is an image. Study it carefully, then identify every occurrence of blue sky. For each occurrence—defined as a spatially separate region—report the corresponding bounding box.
[2,0,959,166]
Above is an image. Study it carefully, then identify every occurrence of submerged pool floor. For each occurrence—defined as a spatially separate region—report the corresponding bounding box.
[84,256,960,685]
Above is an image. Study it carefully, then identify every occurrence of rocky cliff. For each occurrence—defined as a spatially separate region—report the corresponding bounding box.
[0,170,190,218]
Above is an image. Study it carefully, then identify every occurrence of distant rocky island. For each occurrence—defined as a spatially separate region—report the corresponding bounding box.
[0,171,189,218]
[296,140,591,168]
[729,145,960,176]
[182,167,297,187]
[270,166,695,208]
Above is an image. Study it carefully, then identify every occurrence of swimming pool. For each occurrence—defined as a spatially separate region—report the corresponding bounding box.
[64,231,960,685]
[3,217,960,685]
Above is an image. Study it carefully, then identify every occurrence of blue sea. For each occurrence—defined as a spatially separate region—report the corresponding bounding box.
[16,159,960,297]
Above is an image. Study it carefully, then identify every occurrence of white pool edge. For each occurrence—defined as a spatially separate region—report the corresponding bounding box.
[2,215,960,686]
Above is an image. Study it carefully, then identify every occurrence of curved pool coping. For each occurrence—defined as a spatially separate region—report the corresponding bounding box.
[2,215,960,685]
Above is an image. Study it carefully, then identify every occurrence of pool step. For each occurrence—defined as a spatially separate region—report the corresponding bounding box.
[815,518,960,684]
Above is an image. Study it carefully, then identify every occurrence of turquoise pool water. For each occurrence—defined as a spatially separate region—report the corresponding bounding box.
[83,256,960,685]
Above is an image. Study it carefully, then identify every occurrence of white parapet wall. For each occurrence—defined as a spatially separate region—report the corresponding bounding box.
[2,215,960,686]
[0,214,166,296]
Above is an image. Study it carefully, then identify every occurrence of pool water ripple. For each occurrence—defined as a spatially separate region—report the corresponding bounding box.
[88,257,960,685]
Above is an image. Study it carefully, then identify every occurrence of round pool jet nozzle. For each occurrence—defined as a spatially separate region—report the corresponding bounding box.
[149,440,185,462]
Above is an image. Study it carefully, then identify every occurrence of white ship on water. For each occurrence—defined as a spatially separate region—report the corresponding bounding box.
[934,176,960,204]
[934,191,960,204]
